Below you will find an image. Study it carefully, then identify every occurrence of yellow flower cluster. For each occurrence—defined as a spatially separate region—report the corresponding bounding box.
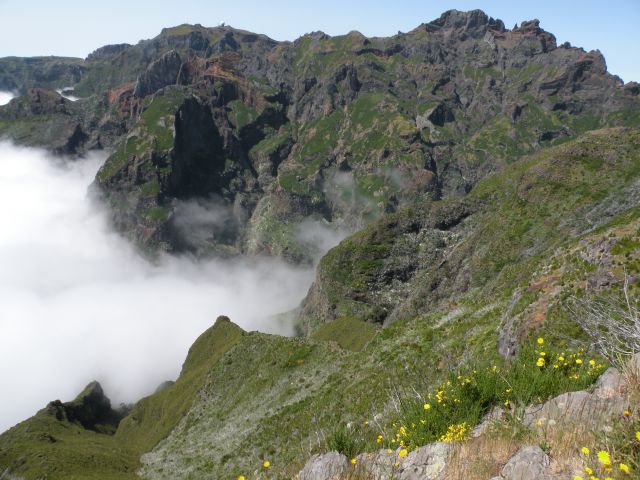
[578,445,633,479]
[533,342,604,379]
[438,422,470,443]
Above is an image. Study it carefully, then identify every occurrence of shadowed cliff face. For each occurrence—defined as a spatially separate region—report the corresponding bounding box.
[1,10,639,263]
[169,97,227,197]
[44,382,123,434]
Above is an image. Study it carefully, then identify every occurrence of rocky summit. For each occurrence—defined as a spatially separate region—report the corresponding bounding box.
[2,9,638,262]
[1,9,640,480]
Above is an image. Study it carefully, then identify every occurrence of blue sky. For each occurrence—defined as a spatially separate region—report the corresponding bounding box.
[1,0,638,82]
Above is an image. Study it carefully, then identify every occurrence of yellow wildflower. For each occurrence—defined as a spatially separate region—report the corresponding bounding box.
[585,466,593,475]
[589,359,596,366]
[540,352,546,357]
[423,403,431,411]
[574,476,584,480]
[393,461,400,467]
[376,435,383,444]
[536,420,543,427]
[537,357,545,367]
[238,476,245,480]
[559,356,565,362]
[623,409,631,417]
[438,423,470,442]
[263,460,271,469]
[619,463,630,474]
[576,359,583,365]
[581,447,590,455]
[350,458,357,465]
[597,450,611,468]
[636,431,640,441]
[537,337,544,345]
[387,449,392,454]
[398,449,408,458]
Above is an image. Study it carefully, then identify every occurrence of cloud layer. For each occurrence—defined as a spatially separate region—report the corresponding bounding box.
[0,142,315,433]
[0,91,15,106]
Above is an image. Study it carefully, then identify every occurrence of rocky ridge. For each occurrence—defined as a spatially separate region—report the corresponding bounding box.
[1,10,639,261]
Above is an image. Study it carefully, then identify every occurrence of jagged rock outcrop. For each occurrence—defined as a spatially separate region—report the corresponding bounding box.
[493,446,551,480]
[297,443,450,480]
[524,364,630,427]
[0,56,84,93]
[133,50,182,98]
[43,381,123,434]
[0,88,103,154]
[298,452,348,480]
[2,9,638,260]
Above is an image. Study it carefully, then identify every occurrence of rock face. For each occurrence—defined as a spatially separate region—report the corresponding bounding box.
[43,381,122,434]
[298,452,348,480]
[133,50,182,98]
[497,446,550,480]
[524,366,627,427]
[0,56,84,93]
[297,443,450,480]
[0,86,126,154]
[2,9,638,261]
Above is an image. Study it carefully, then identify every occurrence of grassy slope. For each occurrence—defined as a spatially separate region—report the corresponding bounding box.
[306,128,640,326]
[0,317,244,480]
[2,129,640,479]
[140,128,640,478]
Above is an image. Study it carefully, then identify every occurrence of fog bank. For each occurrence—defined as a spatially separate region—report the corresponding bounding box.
[0,142,316,433]
[0,91,15,106]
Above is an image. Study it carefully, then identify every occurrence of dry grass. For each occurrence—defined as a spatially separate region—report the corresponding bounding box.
[446,419,604,479]
[447,431,521,479]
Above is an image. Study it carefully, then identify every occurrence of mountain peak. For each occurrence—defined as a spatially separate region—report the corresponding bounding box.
[423,9,506,35]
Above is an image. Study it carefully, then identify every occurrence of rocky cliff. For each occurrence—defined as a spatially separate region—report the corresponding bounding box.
[2,10,639,261]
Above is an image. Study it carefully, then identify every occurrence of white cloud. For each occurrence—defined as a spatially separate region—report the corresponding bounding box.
[0,91,15,106]
[56,88,80,102]
[0,142,314,433]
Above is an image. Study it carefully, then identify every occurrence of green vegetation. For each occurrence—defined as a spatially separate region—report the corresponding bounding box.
[115,317,244,452]
[391,339,605,450]
[0,318,244,480]
[97,135,141,181]
[227,99,259,130]
[249,123,293,159]
[139,88,184,151]
[311,317,379,351]
[144,206,170,222]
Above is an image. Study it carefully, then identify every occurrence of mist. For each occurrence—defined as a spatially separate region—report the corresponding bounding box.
[56,88,80,102]
[0,141,316,433]
[0,91,15,106]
